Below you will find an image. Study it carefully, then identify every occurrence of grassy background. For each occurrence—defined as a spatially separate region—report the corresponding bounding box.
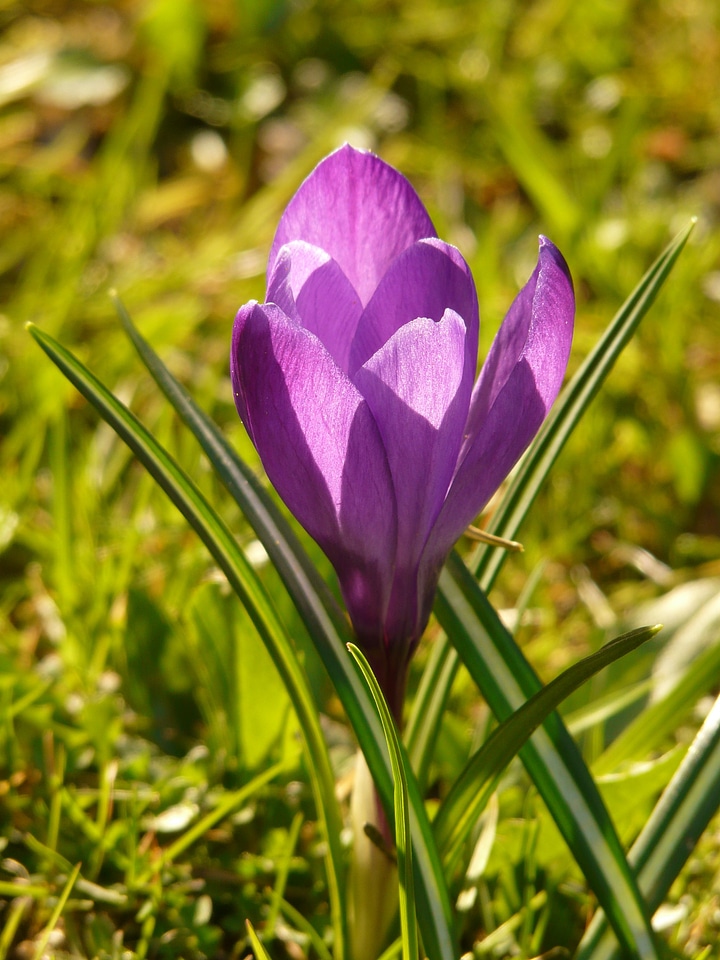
[1,0,719,957]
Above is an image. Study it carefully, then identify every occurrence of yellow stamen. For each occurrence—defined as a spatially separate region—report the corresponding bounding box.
[465,525,524,552]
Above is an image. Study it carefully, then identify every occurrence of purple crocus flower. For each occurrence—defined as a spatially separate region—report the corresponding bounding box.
[231,145,574,715]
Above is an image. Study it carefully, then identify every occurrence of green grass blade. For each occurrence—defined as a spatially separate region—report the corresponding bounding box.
[433,625,661,869]
[26,322,346,960]
[348,644,418,960]
[407,220,695,768]
[31,862,81,960]
[246,919,274,960]
[576,694,720,960]
[436,552,660,960]
[278,898,335,960]
[265,811,304,940]
[112,301,457,960]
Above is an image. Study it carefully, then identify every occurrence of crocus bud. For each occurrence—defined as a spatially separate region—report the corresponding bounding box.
[231,144,574,715]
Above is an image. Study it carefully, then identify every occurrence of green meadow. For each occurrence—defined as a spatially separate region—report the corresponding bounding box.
[1,0,719,957]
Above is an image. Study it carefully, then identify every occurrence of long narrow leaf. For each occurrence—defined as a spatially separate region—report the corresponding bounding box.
[576,693,720,960]
[348,644,418,960]
[437,553,660,959]
[27,322,346,960]
[409,224,693,955]
[112,294,348,635]
[408,221,694,766]
[113,301,457,960]
[434,624,661,869]
[476,219,695,584]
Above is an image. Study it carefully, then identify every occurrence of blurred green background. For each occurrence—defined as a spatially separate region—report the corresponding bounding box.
[1,0,719,956]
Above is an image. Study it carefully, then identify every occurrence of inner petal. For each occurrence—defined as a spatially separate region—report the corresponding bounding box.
[353,308,474,636]
[268,241,364,373]
[349,237,479,375]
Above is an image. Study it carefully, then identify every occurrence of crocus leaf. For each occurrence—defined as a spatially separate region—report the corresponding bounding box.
[474,219,696,587]
[436,553,661,959]
[433,624,661,870]
[575,693,720,960]
[26,321,348,960]
[111,300,457,960]
[409,220,695,769]
[348,644,418,960]
[408,221,694,954]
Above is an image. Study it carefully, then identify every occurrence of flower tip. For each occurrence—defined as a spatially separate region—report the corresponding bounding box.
[538,235,573,286]
[335,141,372,159]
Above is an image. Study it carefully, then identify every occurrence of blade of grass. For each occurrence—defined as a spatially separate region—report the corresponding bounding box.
[0,897,31,960]
[246,919,274,960]
[576,693,720,960]
[0,883,47,899]
[112,300,457,960]
[433,625,661,869]
[436,552,660,959]
[405,638,457,790]
[348,644,418,960]
[31,862,81,960]
[27,322,346,960]
[264,811,304,941]
[278,898,335,960]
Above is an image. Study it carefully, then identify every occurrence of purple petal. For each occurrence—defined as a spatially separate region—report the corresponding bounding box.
[349,238,479,374]
[267,241,363,373]
[421,236,575,576]
[268,145,437,307]
[353,308,474,641]
[231,301,398,640]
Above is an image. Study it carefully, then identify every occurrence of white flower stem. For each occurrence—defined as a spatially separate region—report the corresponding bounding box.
[349,749,398,960]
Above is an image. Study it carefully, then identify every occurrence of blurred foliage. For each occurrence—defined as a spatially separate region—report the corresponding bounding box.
[1,0,719,956]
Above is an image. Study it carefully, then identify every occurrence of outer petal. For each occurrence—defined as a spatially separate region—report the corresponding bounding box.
[420,237,574,589]
[353,308,474,641]
[268,144,437,307]
[349,237,479,374]
[267,241,363,373]
[231,301,397,640]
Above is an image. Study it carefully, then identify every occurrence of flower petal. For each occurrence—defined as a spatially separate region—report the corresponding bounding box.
[268,144,437,307]
[349,237,479,374]
[353,308,474,641]
[422,236,575,576]
[231,301,397,640]
[267,241,363,373]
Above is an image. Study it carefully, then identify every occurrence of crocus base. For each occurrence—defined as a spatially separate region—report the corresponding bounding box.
[349,749,398,960]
